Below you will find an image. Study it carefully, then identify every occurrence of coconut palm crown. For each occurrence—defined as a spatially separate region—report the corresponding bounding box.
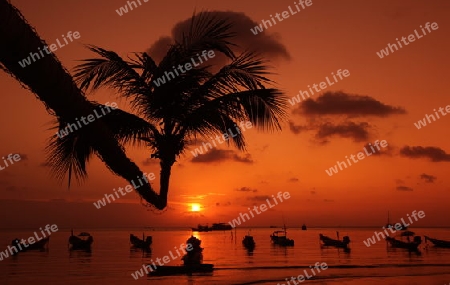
[47,12,289,209]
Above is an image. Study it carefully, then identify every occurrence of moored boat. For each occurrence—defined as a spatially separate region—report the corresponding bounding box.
[270,225,294,246]
[386,235,421,251]
[11,236,50,254]
[425,236,450,248]
[301,224,307,230]
[242,235,255,251]
[319,233,351,249]
[130,233,152,251]
[68,230,93,251]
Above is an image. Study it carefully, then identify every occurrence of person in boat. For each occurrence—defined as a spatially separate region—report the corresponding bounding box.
[181,236,203,266]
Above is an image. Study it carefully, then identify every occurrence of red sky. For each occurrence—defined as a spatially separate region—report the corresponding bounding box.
[1,0,450,228]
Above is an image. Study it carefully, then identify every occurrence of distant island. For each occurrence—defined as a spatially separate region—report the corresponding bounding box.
[192,223,232,232]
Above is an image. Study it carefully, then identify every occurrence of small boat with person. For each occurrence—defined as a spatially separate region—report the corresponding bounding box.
[68,230,93,251]
[270,225,294,246]
[130,233,152,251]
[149,235,214,276]
[425,236,450,248]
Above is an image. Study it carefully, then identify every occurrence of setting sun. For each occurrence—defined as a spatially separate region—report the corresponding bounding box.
[190,203,201,212]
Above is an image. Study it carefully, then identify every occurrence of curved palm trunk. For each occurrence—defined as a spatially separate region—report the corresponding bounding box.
[159,161,173,203]
[0,0,167,209]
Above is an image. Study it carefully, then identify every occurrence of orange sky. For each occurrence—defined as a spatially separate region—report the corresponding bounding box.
[1,0,450,229]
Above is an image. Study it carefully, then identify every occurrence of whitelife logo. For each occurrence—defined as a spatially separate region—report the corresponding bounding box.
[414,104,450,130]
[190,121,252,158]
[115,0,149,16]
[288,69,350,106]
[250,0,313,35]
[325,140,388,176]
[56,102,118,139]
[228,191,290,228]
[376,22,438,59]
[0,224,58,261]
[363,210,425,247]
[152,50,216,87]
[18,31,81,68]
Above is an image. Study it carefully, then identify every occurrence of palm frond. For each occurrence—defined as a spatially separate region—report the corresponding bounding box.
[94,104,160,146]
[46,124,95,187]
[181,11,237,60]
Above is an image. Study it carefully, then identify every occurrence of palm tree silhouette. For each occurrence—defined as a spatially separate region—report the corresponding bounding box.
[0,1,288,210]
[0,0,163,208]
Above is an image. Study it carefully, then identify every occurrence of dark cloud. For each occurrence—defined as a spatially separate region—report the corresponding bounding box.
[216,201,231,207]
[315,121,370,143]
[293,91,406,117]
[310,191,316,195]
[395,179,405,185]
[232,153,254,164]
[362,141,392,156]
[247,195,270,202]
[147,11,290,64]
[400,146,450,162]
[288,121,309,134]
[289,92,406,145]
[396,186,413,191]
[236,187,258,193]
[191,149,253,164]
[288,178,299,183]
[420,173,436,183]
[289,121,371,143]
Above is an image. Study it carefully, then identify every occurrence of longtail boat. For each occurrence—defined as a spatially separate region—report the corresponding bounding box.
[11,236,50,254]
[319,233,351,249]
[425,236,450,248]
[68,230,93,251]
[148,236,214,276]
[386,235,421,251]
[130,234,152,251]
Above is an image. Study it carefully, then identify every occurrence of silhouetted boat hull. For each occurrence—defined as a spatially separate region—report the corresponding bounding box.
[69,231,93,251]
[319,234,350,249]
[242,235,255,250]
[425,236,450,248]
[386,236,421,251]
[130,234,152,250]
[12,236,49,254]
[270,230,294,246]
[148,264,214,276]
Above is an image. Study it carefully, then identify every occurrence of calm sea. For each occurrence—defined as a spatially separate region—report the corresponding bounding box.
[0,228,449,285]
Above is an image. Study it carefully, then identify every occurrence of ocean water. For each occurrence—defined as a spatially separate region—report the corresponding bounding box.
[1,228,450,285]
